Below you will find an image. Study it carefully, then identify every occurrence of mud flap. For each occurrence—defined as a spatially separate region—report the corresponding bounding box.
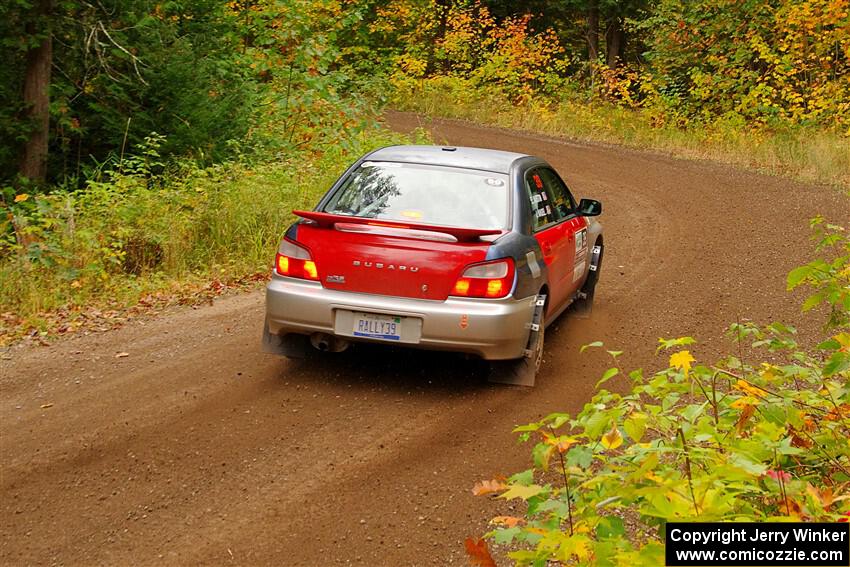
[572,290,593,319]
[488,295,546,387]
[573,244,602,319]
[262,320,310,358]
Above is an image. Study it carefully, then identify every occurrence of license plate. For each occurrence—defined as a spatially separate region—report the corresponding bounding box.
[352,312,402,341]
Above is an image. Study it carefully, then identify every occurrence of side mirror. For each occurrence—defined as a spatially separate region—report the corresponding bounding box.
[577,198,602,217]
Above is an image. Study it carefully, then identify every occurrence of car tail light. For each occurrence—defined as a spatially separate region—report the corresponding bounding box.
[451,259,515,299]
[275,239,319,281]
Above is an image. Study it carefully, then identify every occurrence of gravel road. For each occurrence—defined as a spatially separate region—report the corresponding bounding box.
[2,112,847,566]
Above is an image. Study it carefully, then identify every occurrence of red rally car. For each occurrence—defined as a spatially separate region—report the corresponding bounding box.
[262,145,603,385]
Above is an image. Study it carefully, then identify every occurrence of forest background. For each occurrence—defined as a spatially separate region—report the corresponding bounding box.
[1,0,848,335]
[2,4,849,564]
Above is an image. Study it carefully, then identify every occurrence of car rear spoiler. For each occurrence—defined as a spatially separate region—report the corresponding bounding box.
[292,210,502,243]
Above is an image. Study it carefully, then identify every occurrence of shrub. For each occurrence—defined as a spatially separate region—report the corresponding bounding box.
[640,0,850,130]
[473,222,850,565]
[0,123,424,338]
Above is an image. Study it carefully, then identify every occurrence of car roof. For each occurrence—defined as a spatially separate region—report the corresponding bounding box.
[366,145,530,174]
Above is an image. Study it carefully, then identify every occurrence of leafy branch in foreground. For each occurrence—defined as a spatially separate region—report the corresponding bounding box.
[787,217,850,330]
[471,222,850,566]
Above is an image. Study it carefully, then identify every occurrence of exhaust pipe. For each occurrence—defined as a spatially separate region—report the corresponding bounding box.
[310,333,349,353]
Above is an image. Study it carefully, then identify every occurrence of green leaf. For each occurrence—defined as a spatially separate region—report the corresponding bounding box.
[624,413,648,442]
[596,516,625,539]
[657,336,696,353]
[506,550,537,562]
[629,369,645,384]
[681,402,707,423]
[513,423,542,434]
[543,412,571,429]
[492,526,521,545]
[566,445,593,468]
[593,540,617,567]
[643,490,676,517]
[801,293,824,311]
[500,483,545,501]
[584,409,610,439]
[662,393,681,411]
[823,352,850,377]
[728,452,768,476]
[532,442,555,471]
[776,437,804,455]
[786,265,812,290]
[596,367,620,389]
[638,542,666,564]
[581,341,604,353]
[509,469,534,486]
[538,499,571,519]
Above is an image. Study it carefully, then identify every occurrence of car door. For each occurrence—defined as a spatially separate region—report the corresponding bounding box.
[537,167,589,299]
[524,167,573,311]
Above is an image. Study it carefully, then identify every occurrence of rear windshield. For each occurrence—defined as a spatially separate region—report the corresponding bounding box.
[323,162,509,230]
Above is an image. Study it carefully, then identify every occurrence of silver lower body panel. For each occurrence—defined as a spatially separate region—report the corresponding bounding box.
[264,275,536,360]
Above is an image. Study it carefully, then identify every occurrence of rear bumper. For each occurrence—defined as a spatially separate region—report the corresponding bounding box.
[265,274,536,360]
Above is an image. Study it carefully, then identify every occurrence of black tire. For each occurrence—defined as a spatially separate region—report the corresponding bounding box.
[584,241,604,294]
[488,295,546,386]
[574,242,603,318]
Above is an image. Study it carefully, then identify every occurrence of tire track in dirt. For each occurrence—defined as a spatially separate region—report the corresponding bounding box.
[1,112,847,566]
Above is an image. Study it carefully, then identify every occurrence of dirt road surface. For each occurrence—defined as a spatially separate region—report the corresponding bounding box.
[2,112,848,566]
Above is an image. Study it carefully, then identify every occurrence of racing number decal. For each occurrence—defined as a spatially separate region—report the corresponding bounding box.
[575,228,587,254]
[533,174,544,189]
[572,227,588,283]
[531,175,551,220]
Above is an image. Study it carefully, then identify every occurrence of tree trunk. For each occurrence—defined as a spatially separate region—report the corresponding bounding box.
[470,1,482,68]
[426,0,451,75]
[605,19,624,68]
[20,0,53,183]
[587,0,599,63]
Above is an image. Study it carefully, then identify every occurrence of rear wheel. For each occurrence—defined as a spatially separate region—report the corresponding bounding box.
[574,242,603,318]
[489,294,546,387]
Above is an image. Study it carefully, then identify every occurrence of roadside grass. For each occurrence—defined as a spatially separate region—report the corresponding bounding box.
[1,125,425,344]
[392,78,850,189]
[5,78,846,345]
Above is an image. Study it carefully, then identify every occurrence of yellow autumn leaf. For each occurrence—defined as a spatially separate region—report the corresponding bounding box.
[499,483,545,501]
[490,516,523,527]
[834,332,850,349]
[759,363,780,381]
[556,534,592,561]
[645,471,664,483]
[730,397,760,409]
[544,433,577,453]
[669,350,696,376]
[734,380,765,399]
[14,193,29,203]
[805,484,835,509]
[601,424,623,450]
